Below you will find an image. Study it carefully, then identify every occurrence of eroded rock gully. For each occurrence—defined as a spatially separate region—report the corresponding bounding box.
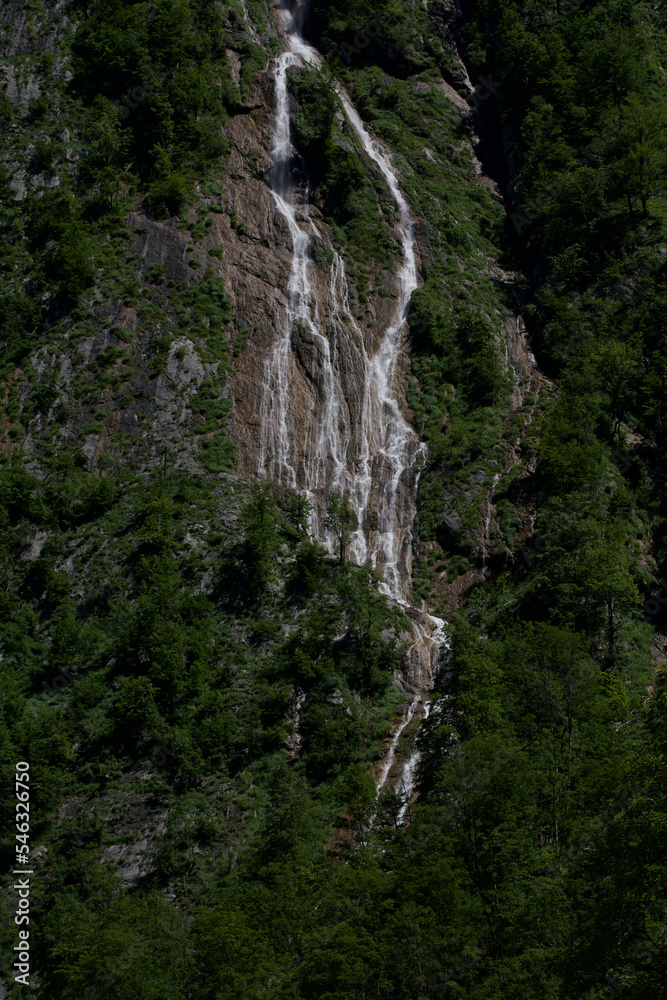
[235,1,449,821]
[110,0,535,818]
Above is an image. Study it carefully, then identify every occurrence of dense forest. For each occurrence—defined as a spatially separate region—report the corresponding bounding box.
[1,0,666,997]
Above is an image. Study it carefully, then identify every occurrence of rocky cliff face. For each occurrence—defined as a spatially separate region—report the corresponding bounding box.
[118,52,415,509]
[1,0,543,613]
[0,0,549,840]
[1,6,663,996]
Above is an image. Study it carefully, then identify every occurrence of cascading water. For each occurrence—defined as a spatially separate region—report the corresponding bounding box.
[259,41,351,516]
[261,0,447,820]
[396,700,431,825]
[376,701,417,795]
[481,470,501,574]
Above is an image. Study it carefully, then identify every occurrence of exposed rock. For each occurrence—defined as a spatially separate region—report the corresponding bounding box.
[102,839,152,884]
[413,77,471,114]
[164,338,205,389]
[442,509,463,539]
[226,48,242,86]
[21,528,48,561]
[2,64,41,113]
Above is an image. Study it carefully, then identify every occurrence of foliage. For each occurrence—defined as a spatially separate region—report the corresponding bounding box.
[287,492,313,534]
[0,464,408,997]
[325,489,357,564]
[290,68,399,265]
[71,0,233,193]
[0,1,666,998]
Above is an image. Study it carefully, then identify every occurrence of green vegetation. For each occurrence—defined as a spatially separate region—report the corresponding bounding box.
[1,0,666,997]
[308,0,454,78]
[295,1,667,995]
[291,67,400,265]
[70,0,242,210]
[288,48,516,560]
[325,489,357,564]
[0,467,407,996]
[460,0,667,489]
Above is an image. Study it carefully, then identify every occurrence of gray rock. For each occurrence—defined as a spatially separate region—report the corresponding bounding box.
[443,510,463,538]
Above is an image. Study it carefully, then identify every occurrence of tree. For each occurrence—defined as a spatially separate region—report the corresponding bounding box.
[538,398,605,492]
[584,339,640,440]
[139,488,175,553]
[582,26,650,112]
[337,762,377,837]
[287,492,312,535]
[458,309,510,407]
[54,224,96,306]
[605,94,667,217]
[44,891,192,1000]
[325,490,356,565]
[241,480,280,594]
[530,495,640,661]
[82,98,132,206]
[194,909,282,1000]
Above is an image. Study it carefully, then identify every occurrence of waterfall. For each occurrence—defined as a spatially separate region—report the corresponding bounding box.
[396,700,430,825]
[260,0,447,820]
[376,701,417,794]
[259,46,349,500]
[481,470,501,574]
[335,88,422,604]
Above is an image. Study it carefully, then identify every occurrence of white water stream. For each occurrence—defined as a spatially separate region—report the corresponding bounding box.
[260,0,447,821]
[481,470,501,574]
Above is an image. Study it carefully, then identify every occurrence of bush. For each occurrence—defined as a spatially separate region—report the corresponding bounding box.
[149,173,191,219]
[53,226,96,306]
[200,435,237,473]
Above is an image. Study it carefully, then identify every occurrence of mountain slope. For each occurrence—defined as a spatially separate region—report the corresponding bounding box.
[0,1,666,998]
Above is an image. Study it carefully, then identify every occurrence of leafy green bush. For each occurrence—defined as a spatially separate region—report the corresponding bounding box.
[200,435,237,473]
[149,172,191,219]
[190,381,230,430]
[290,68,399,265]
[146,262,167,284]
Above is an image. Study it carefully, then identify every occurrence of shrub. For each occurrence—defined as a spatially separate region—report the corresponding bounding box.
[200,435,237,473]
[149,173,191,219]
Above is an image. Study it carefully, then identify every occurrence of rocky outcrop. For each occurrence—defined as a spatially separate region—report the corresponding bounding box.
[1,0,537,616]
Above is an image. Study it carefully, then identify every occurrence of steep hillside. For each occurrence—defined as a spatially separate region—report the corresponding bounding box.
[0,0,666,997]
